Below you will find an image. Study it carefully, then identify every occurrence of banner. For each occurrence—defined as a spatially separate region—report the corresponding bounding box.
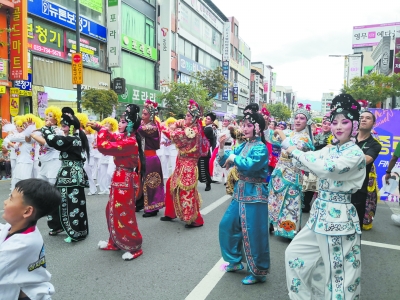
[37,91,48,118]
[159,0,172,90]
[107,0,121,67]
[352,22,399,48]
[10,88,20,117]
[221,61,229,101]
[10,0,28,80]
[370,109,400,201]
[347,56,362,85]
[394,26,400,74]
[222,22,231,61]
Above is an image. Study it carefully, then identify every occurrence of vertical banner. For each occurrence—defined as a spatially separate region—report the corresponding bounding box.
[343,56,349,87]
[37,91,48,118]
[10,0,28,80]
[347,56,362,85]
[222,22,231,61]
[394,26,400,74]
[107,0,121,67]
[159,0,172,91]
[10,88,20,117]
[254,75,260,104]
[380,36,391,75]
[233,82,238,104]
[221,61,229,101]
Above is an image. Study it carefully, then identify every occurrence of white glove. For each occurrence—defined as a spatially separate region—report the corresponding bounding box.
[281,138,290,150]
[227,153,236,163]
[23,124,37,137]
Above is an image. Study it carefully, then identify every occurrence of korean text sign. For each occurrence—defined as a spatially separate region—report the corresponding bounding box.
[10,88,20,117]
[10,0,28,80]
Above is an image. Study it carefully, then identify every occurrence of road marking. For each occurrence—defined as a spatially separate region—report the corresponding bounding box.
[200,195,231,216]
[362,240,400,251]
[185,258,225,300]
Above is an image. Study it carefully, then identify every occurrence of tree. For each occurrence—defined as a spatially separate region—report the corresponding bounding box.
[343,73,400,107]
[82,89,119,120]
[194,67,227,101]
[266,103,292,121]
[159,81,210,118]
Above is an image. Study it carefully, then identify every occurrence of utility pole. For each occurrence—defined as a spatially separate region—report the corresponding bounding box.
[76,0,82,112]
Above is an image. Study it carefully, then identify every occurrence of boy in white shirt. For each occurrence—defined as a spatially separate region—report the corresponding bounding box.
[0,178,61,300]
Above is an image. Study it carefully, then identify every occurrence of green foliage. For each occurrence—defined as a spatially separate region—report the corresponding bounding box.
[159,81,211,118]
[82,89,119,120]
[193,67,227,101]
[343,73,400,106]
[266,103,292,121]
[313,117,323,123]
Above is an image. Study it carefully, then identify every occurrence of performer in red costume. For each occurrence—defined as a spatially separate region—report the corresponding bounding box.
[160,99,205,228]
[88,104,146,261]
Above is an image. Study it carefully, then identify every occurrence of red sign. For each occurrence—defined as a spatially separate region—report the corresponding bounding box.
[73,54,82,63]
[10,0,28,80]
[394,37,400,74]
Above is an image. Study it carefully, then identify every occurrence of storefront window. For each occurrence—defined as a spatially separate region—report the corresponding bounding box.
[145,19,155,47]
[122,3,146,43]
[113,51,155,89]
[50,0,105,25]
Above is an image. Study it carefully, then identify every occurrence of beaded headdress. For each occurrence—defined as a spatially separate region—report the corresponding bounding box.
[188,99,201,119]
[144,99,158,119]
[295,103,313,125]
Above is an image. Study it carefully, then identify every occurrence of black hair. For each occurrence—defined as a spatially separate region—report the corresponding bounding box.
[361,110,376,123]
[15,179,61,221]
[271,121,277,127]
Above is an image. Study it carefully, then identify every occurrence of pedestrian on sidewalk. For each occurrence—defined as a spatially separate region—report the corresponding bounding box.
[285,94,366,299]
[88,104,146,261]
[218,103,270,285]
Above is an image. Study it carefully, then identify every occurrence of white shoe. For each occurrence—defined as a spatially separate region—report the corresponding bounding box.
[391,214,400,224]
[98,190,109,195]
[87,192,97,196]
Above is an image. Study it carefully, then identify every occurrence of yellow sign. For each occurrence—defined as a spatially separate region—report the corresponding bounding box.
[19,90,32,96]
[10,87,20,117]
[0,86,6,94]
[72,53,83,84]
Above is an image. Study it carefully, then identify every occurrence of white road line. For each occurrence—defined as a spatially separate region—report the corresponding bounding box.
[200,195,231,216]
[185,258,226,300]
[361,240,400,251]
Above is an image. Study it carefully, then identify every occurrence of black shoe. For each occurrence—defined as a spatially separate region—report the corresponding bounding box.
[205,184,211,191]
[160,216,175,222]
[135,206,144,212]
[143,210,159,218]
[224,183,227,186]
[211,180,218,183]
[269,223,274,234]
[185,224,203,229]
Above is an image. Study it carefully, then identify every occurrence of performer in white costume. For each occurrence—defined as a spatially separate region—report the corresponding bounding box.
[212,113,235,183]
[30,107,63,185]
[157,117,177,181]
[285,94,365,300]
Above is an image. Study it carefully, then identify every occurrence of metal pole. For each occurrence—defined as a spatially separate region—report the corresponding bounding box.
[76,0,82,112]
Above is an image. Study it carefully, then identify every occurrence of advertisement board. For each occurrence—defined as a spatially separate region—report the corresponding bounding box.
[347,56,362,85]
[10,88,20,117]
[222,22,231,62]
[118,84,161,105]
[10,0,28,80]
[221,61,229,101]
[352,22,399,48]
[370,109,400,202]
[178,54,208,74]
[28,0,107,42]
[37,91,48,118]
[159,0,171,90]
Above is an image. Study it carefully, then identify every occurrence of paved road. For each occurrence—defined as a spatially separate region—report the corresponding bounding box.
[1,179,400,300]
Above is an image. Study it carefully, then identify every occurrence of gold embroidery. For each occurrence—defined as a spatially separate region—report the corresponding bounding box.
[118,221,124,228]
[101,141,108,147]
[117,145,122,150]
[143,172,163,208]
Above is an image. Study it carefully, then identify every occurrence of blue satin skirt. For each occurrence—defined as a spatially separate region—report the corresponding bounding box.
[219,199,270,276]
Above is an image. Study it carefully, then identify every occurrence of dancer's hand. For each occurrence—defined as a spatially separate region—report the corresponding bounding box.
[286,146,297,154]
[219,134,227,145]
[385,172,391,185]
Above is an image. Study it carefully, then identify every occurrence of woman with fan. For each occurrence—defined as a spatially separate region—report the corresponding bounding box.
[41,107,90,243]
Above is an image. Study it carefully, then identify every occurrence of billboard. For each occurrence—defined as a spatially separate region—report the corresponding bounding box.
[393,26,400,74]
[107,0,121,67]
[347,56,362,85]
[222,22,231,61]
[352,22,399,48]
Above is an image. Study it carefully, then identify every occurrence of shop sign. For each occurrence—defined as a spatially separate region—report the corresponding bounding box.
[66,32,100,68]
[14,72,33,95]
[222,61,229,101]
[113,77,126,95]
[233,82,238,104]
[222,22,231,61]
[107,0,121,67]
[178,54,208,74]
[10,0,28,80]
[80,0,103,13]
[0,59,8,81]
[0,86,6,94]
[159,0,172,88]
[121,35,157,61]
[10,88,20,117]
[28,0,107,42]
[118,84,161,105]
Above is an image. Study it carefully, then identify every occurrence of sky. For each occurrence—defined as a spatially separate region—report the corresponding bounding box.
[212,0,400,103]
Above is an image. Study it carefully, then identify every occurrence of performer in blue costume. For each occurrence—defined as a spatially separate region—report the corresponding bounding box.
[218,103,270,285]
[267,103,314,239]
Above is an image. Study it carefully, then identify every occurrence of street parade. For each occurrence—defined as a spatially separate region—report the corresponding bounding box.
[1,0,400,299]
